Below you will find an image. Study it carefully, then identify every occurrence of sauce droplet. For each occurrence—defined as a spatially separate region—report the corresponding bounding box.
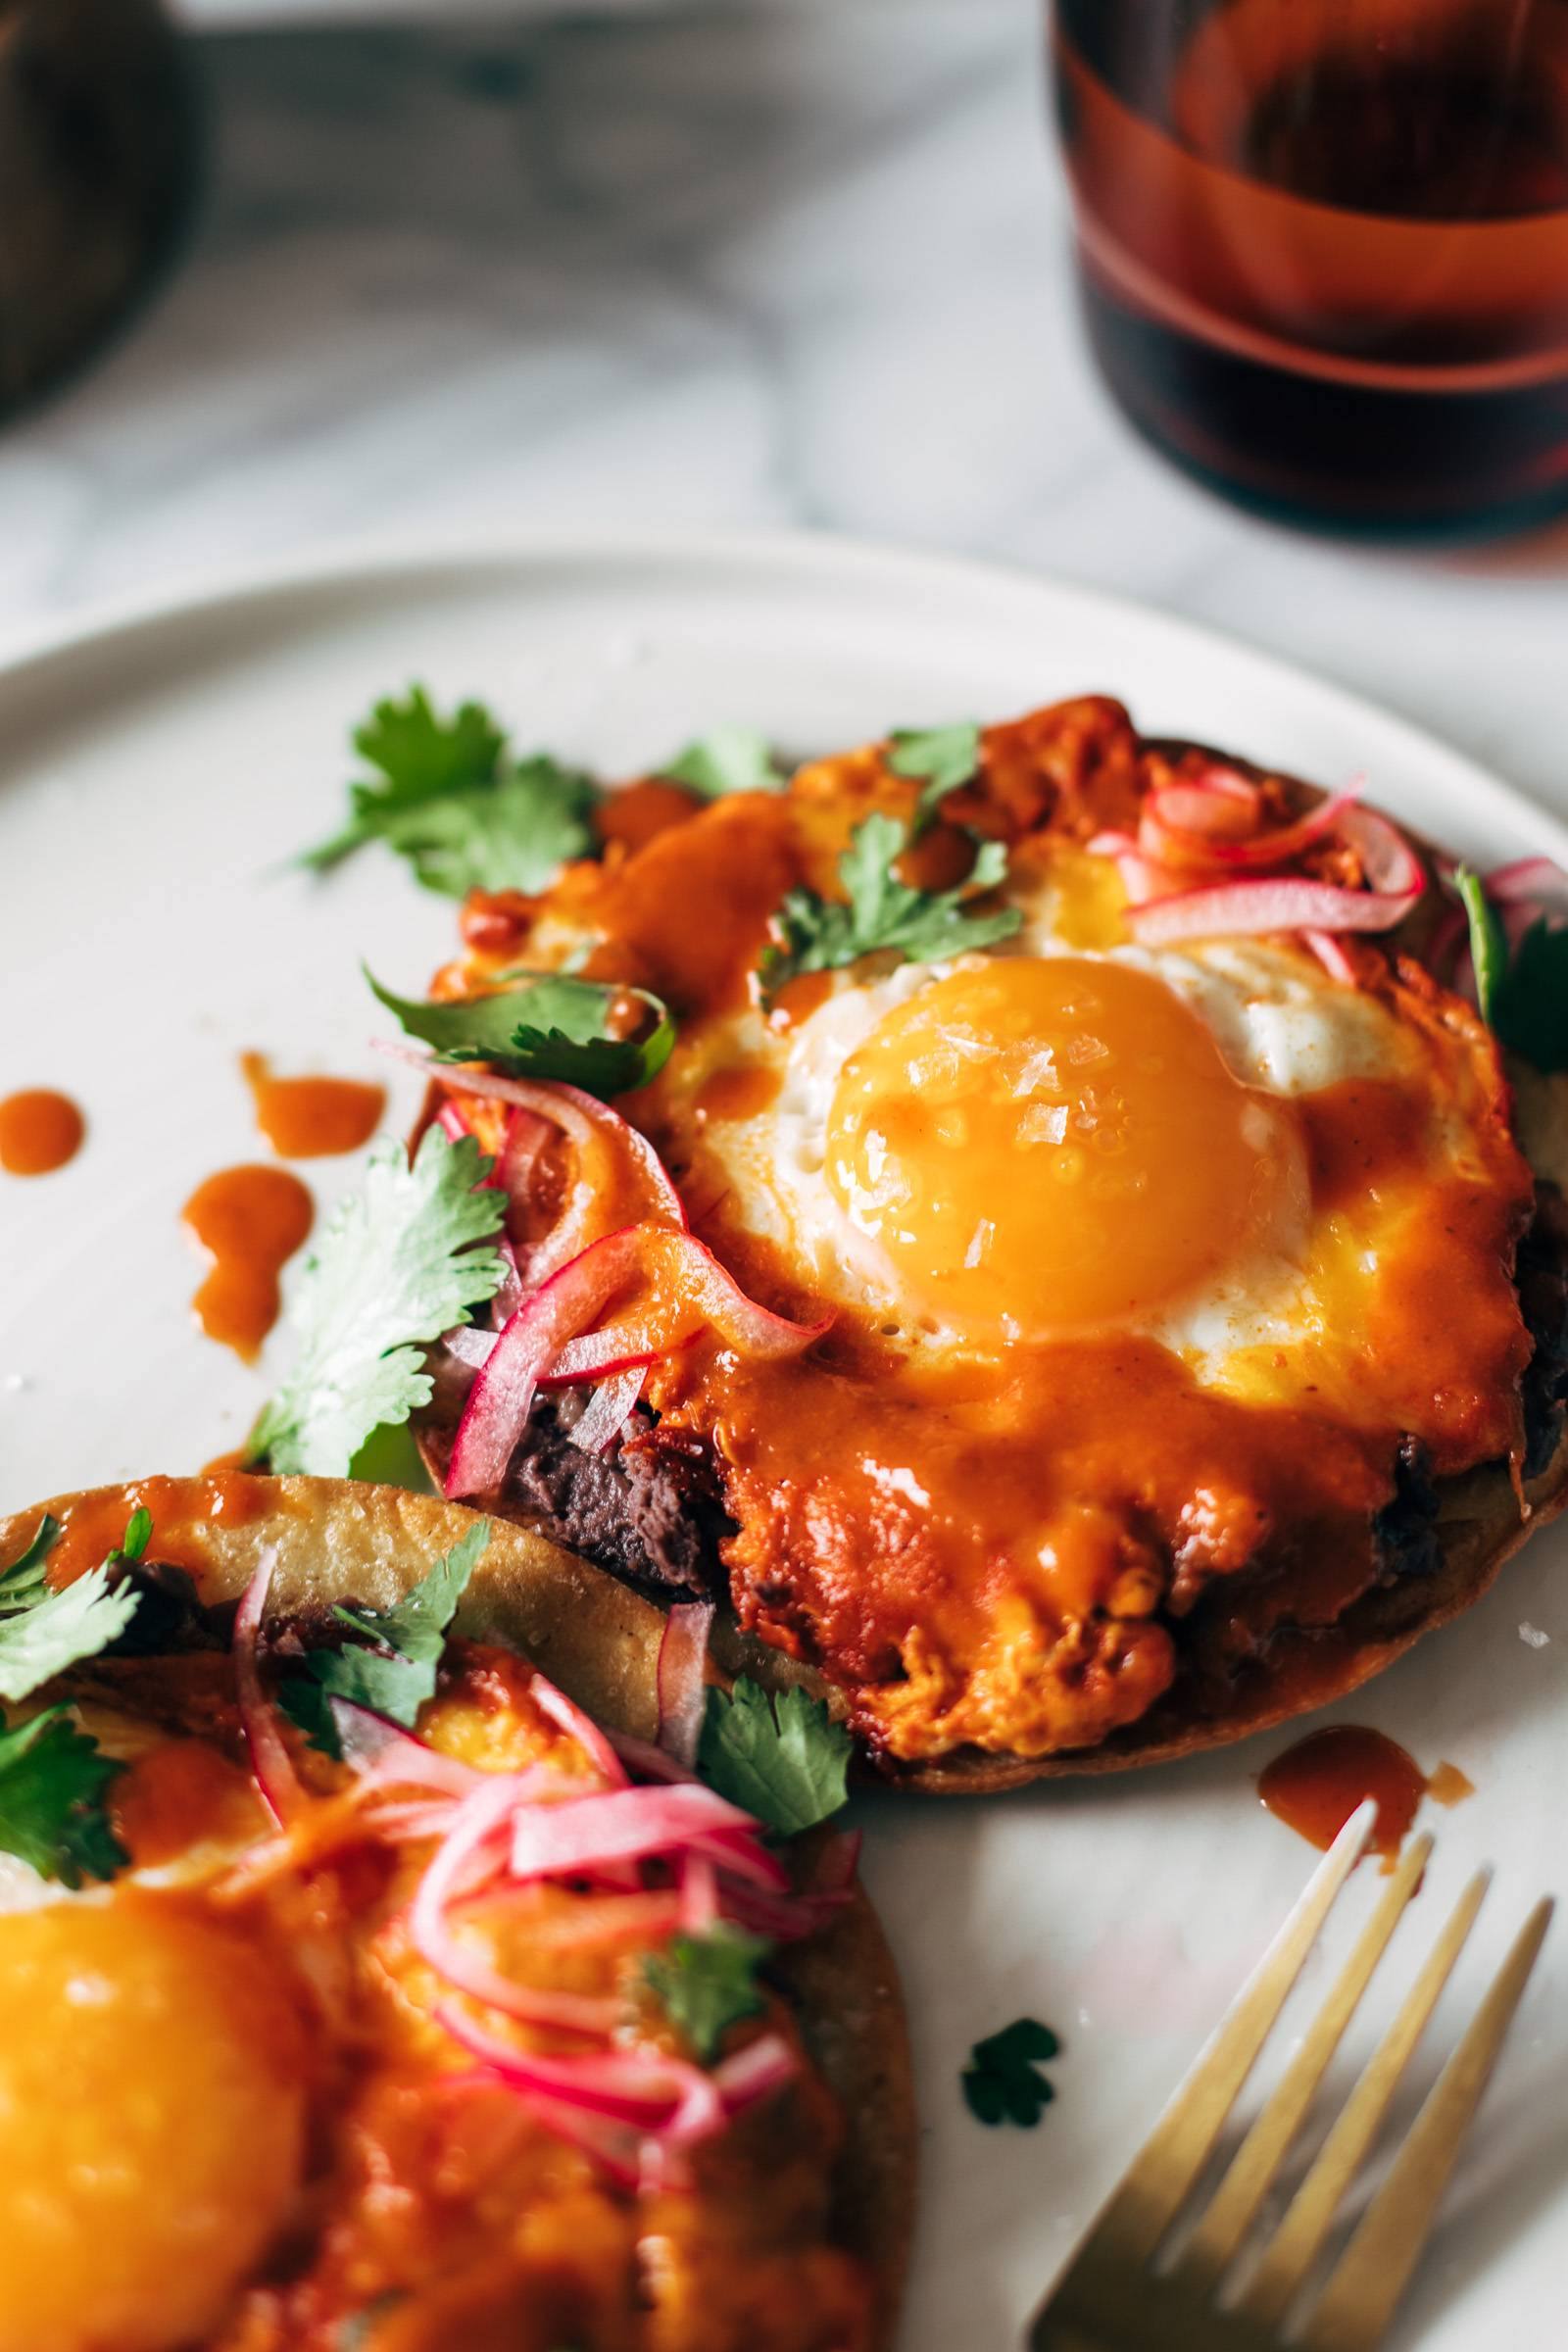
[0,1089,84,1176]
[1258,1725,1428,1863]
[1426,1759,1476,1809]
[240,1054,384,1159]
[181,1166,314,1360]
[694,1062,783,1123]
[766,970,834,1032]
[200,1446,254,1477]
[41,1473,274,1589]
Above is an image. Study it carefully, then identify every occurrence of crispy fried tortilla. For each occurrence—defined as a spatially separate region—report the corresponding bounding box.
[0,1475,915,2350]
[406,724,1568,1794]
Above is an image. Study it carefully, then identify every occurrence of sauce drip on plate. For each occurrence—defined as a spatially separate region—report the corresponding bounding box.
[0,1088,84,1176]
[240,1053,384,1158]
[181,1166,313,1359]
[1258,1725,1430,1861]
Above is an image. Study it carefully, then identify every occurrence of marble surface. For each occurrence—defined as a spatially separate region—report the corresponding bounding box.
[5,0,1568,824]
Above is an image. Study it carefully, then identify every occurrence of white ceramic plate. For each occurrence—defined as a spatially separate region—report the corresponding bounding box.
[1,533,1563,2349]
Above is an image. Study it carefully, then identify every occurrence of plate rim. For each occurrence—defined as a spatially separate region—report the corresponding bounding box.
[5,522,1567,869]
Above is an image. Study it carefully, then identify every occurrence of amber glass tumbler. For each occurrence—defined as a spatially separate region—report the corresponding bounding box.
[1052,0,1568,533]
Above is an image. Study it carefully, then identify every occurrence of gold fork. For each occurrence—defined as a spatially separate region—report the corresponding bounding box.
[1028,1802,1553,2352]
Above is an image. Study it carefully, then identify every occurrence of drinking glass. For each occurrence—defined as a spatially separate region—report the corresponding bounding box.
[1051,0,1568,532]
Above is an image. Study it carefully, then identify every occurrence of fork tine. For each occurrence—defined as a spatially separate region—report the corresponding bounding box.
[1170,1832,1434,2296]
[1297,1894,1554,2352]
[1235,1866,1490,2331]
[1083,1801,1376,2264]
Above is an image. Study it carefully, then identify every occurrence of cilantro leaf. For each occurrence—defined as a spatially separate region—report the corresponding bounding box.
[1454,868,1568,1071]
[760,811,1021,1001]
[0,1515,59,1611]
[0,1704,127,1886]
[113,1507,153,1566]
[279,1520,490,1756]
[662,727,786,798]
[888,721,982,829]
[643,1924,772,2062]
[1455,868,1510,1026]
[0,1516,141,1705]
[697,1678,851,1837]
[1497,917,1568,1071]
[300,687,507,869]
[379,758,600,898]
[367,967,675,1097]
[961,2018,1060,2129]
[298,688,597,896]
[250,1126,508,1478]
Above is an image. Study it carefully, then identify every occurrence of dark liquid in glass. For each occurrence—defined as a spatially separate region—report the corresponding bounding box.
[1052,0,1568,532]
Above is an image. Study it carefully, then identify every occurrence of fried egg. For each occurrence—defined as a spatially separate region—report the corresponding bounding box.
[446,701,1538,1766]
[0,1714,304,2352]
[676,855,1443,1413]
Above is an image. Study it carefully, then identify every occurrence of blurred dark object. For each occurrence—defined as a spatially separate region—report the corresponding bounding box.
[1052,0,1568,536]
[0,0,195,421]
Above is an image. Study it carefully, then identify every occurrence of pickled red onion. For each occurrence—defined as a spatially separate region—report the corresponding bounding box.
[446,1226,649,1495]
[657,1601,714,1770]
[1304,930,1356,984]
[568,1366,645,1454]
[411,1779,620,2034]
[445,1223,828,1501]
[507,1782,764,1884]
[1129,868,1421,949]
[529,1668,631,1788]
[232,1549,305,1828]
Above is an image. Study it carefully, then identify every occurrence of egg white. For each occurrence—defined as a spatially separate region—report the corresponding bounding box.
[690,903,1433,1384]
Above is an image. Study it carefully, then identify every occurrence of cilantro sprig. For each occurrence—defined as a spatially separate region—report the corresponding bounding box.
[368,967,676,1097]
[760,810,1021,1001]
[888,720,982,830]
[0,1515,142,1705]
[961,2018,1060,2128]
[662,727,786,798]
[1456,866,1568,1072]
[279,1520,490,1755]
[299,687,598,898]
[0,1508,156,1887]
[250,1125,508,1478]
[697,1677,851,1837]
[0,1706,127,1886]
[643,1924,773,2062]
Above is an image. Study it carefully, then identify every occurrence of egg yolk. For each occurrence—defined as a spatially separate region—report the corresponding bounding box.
[0,1894,308,2352]
[827,956,1294,1338]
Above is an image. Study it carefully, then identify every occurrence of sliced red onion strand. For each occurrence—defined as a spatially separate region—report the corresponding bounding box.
[710,2031,798,2114]
[445,1226,648,1496]
[446,1222,828,1501]
[443,1323,497,1371]
[330,1698,491,1798]
[1303,929,1355,984]
[1146,785,1359,874]
[679,1852,720,1936]
[507,1783,760,1885]
[412,1780,620,2034]
[437,2002,711,2127]
[1484,854,1568,906]
[525,1671,628,1791]
[656,1601,714,1770]
[568,1365,645,1454]
[1129,868,1420,949]
[232,1549,305,1828]
[490,1236,526,1328]
[606,1729,699,1785]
